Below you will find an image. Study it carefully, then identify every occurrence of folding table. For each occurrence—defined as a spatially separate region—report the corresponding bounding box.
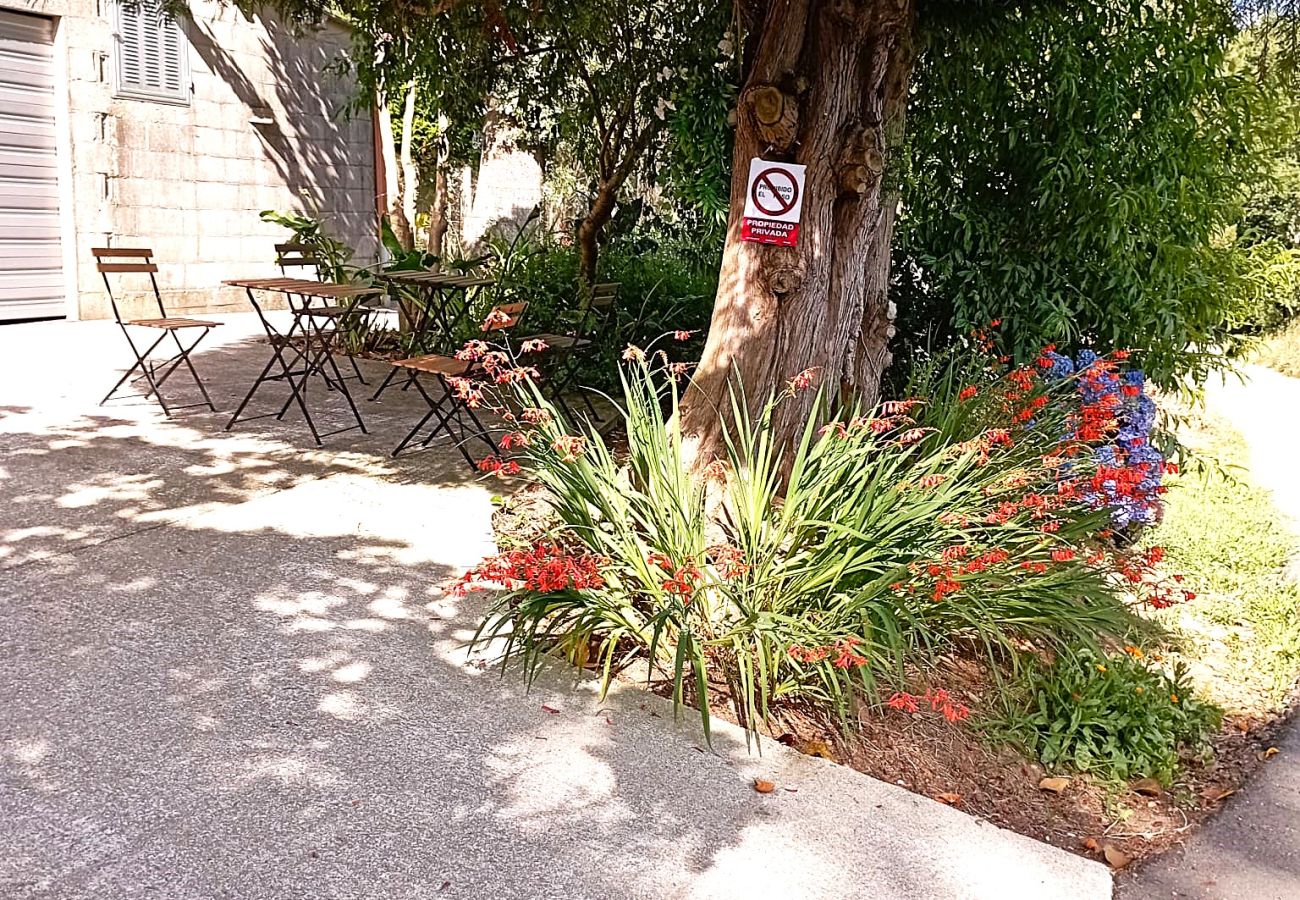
[223,277,381,445]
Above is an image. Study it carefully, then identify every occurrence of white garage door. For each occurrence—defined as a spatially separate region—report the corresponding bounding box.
[0,9,63,321]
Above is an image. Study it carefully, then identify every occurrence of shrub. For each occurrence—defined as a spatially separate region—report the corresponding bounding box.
[455,335,1187,741]
[1005,648,1221,785]
[499,241,716,392]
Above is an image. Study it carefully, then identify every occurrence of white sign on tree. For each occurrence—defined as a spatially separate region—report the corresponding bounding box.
[741,158,807,247]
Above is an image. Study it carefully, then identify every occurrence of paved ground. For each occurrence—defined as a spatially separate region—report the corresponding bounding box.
[1117,366,1300,900]
[0,315,1112,899]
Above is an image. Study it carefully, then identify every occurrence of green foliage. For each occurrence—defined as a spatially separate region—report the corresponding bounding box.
[1006,649,1221,785]
[469,352,1137,740]
[259,209,353,283]
[896,0,1272,389]
[495,240,717,390]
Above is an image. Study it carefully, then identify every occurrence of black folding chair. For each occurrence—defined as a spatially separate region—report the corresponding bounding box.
[369,271,496,401]
[521,282,619,422]
[276,242,370,386]
[389,301,528,466]
[95,247,219,416]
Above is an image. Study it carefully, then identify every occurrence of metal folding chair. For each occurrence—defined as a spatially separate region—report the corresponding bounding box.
[521,282,620,422]
[369,271,497,401]
[389,301,528,466]
[95,247,219,416]
[276,242,371,386]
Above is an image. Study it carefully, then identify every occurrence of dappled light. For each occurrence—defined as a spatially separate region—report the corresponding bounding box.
[0,314,1113,897]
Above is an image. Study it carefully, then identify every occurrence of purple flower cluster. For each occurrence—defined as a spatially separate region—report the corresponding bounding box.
[1043,351,1165,527]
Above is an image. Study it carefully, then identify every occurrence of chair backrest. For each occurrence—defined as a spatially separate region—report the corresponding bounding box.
[483,301,528,333]
[91,247,164,323]
[576,282,620,337]
[275,242,323,278]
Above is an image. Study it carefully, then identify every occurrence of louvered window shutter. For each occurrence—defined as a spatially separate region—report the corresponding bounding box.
[115,1,189,103]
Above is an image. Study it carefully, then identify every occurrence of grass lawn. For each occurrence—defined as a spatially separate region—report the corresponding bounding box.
[1252,317,1300,380]
[1144,402,1300,719]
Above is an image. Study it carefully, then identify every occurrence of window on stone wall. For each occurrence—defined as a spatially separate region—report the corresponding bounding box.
[114,1,190,104]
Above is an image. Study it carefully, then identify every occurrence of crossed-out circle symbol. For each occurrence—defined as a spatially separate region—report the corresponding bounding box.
[751,167,799,217]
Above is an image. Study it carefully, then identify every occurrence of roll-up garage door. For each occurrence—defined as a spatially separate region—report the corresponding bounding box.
[0,9,63,321]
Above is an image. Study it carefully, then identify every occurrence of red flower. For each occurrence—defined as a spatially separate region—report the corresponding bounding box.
[520,338,549,354]
[456,340,488,361]
[959,385,978,401]
[831,637,869,669]
[880,398,923,415]
[708,544,749,578]
[551,434,587,463]
[673,329,695,341]
[887,692,920,713]
[895,427,935,446]
[499,431,531,450]
[622,345,646,362]
[788,367,820,392]
[494,366,539,385]
[1051,548,1077,562]
[454,541,605,595]
[481,309,512,330]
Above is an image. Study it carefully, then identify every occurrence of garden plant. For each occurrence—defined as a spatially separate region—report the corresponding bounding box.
[447,323,1208,787]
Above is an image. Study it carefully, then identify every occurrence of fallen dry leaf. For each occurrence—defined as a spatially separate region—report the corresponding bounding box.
[934,792,962,806]
[541,703,560,714]
[1258,747,1280,761]
[799,739,836,761]
[1038,776,1071,794]
[1202,785,1237,804]
[753,778,776,794]
[1081,837,1101,853]
[1103,846,1132,870]
[1132,777,1163,797]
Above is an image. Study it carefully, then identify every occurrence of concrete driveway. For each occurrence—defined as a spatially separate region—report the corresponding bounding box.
[0,315,1111,899]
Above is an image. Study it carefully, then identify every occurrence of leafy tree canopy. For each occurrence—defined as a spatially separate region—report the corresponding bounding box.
[893,0,1279,389]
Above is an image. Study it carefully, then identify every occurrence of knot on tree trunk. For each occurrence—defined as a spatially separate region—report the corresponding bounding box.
[838,124,885,195]
[746,84,799,153]
[765,265,804,295]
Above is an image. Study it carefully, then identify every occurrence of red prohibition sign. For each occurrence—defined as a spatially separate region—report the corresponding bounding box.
[751,167,799,217]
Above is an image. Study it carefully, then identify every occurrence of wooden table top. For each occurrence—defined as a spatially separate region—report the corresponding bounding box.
[380,271,495,289]
[223,278,383,299]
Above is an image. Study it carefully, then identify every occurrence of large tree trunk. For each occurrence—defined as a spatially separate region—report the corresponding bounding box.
[680,0,915,467]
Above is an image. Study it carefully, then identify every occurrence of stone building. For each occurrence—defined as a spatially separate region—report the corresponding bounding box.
[0,0,378,321]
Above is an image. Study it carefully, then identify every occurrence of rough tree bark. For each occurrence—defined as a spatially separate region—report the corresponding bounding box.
[679,0,916,467]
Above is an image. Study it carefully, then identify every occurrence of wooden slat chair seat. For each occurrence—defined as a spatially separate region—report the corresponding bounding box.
[391,354,473,377]
[523,332,591,351]
[130,316,221,329]
[94,247,218,416]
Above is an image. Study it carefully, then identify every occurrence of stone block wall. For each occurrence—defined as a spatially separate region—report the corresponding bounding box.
[1,0,377,319]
